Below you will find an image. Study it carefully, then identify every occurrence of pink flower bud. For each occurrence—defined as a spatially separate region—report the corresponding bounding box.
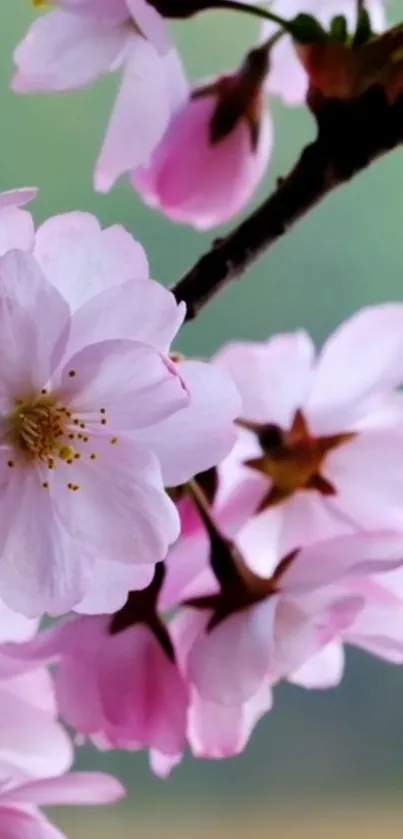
[133,48,274,229]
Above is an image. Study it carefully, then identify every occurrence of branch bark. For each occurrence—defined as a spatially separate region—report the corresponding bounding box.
[172,87,403,321]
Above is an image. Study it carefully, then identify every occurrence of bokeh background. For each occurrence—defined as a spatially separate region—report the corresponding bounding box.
[3,2,403,837]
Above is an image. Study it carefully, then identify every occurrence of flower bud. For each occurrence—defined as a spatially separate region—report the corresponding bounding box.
[133,46,273,229]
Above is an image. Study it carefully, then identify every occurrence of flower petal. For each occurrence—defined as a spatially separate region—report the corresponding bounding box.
[0,250,70,393]
[187,599,278,705]
[34,212,149,312]
[59,339,188,429]
[95,39,185,191]
[13,10,126,92]
[67,279,185,358]
[308,304,403,430]
[134,360,241,485]
[289,641,345,689]
[3,772,125,806]
[214,331,315,429]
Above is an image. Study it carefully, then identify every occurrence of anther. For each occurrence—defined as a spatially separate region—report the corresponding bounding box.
[90,453,97,460]
[110,437,118,444]
[79,422,86,429]
[7,460,15,468]
[42,481,49,489]
[82,435,89,443]
[68,370,76,378]
[101,419,107,425]
[41,388,48,395]
[100,409,106,415]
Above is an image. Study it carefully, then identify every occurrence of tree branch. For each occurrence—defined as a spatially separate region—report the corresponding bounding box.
[172,87,403,321]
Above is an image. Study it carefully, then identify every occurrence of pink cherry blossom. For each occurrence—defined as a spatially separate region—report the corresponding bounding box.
[0,771,124,839]
[261,0,386,106]
[0,248,188,616]
[0,188,37,257]
[180,531,403,705]
[214,306,403,573]
[134,49,273,229]
[13,2,188,191]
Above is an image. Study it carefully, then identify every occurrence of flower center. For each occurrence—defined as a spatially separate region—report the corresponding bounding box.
[4,376,117,491]
[242,410,355,509]
[6,393,75,464]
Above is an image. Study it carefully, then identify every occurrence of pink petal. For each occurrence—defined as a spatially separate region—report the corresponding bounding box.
[271,591,361,681]
[0,682,73,781]
[59,339,188,428]
[236,492,351,579]
[0,602,37,644]
[214,331,315,428]
[97,625,188,754]
[74,559,153,615]
[307,305,403,431]
[0,250,70,394]
[126,0,172,53]
[0,806,66,839]
[134,360,241,486]
[0,189,37,210]
[0,211,35,256]
[95,38,185,191]
[3,772,125,806]
[51,440,180,567]
[67,279,185,358]
[149,750,182,777]
[34,212,149,312]
[324,430,403,530]
[289,641,345,689]
[281,533,403,594]
[189,684,272,759]
[13,11,126,92]
[187,599,278,705]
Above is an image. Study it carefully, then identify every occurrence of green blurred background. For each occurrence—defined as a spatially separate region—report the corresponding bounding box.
[3,2,403,836]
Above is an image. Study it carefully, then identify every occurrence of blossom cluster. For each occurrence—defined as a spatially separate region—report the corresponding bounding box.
[1,181,403,821]
[1,0,403,836]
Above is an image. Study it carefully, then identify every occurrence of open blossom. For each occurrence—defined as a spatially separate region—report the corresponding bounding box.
[214,306,403,572]
[261,0,386,106]
[134,45,273,229]
[0,210,240,617]
[0,771,124,839]
[13,1,188,190]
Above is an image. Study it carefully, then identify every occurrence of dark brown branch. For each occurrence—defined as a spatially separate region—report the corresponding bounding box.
[172,87,403,321]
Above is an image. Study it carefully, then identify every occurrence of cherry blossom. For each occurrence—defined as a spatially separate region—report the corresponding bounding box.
[214,307,403,573]
[261,0,386,106]
[134,45,273,229]
[0,248,187,616]
[13,1,188,190]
